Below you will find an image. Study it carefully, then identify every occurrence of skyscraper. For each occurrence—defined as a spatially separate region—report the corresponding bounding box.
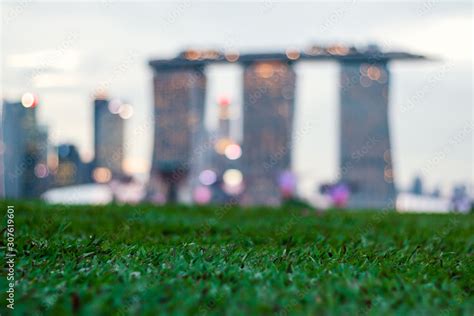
[339,61,396,209]
[93,97,125,178]
[1,100,29,198]
[241,60,296,205]
[148,63,207,202]
[1,98,49,198]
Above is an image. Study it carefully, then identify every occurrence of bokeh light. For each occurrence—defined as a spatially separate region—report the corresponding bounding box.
[329,184,350,207]
[255,63,274,78]
[185,49,201,61]
[327,45,349,56]
[119,104,134,119]
[367,66,381,81]
[224,144,242,160]
[285,48,300,60]
[223,169,243,187]
[218,96,231,107]
[93,167,112,183]
[223,183,244,195]
[278,170,296,197]
[199,169,217,186]
[214,138,233,155]
[21,92,37,108]
[193,186,212,204]
[384,168,394,183]
[304,46,322,56]
[34,163,49,178]
[224,50,239,62]
[108,99,122,114]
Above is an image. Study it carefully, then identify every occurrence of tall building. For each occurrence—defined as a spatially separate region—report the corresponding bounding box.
[93,97,125,178]
[149,46,425,207]
[241,60,296,205]
[148,63,207,202]
[339,61,396,209]
[1,98,49,198]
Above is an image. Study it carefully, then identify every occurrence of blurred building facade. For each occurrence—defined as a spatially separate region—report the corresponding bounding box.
[148,63,207,202]
[146,45,424,207]
[241,61,296,205]
[339,61,396,209]
[1,99,50,198]
[93,97,125,178]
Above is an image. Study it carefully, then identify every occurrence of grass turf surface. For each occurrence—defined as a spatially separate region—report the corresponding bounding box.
[0,201,473,315]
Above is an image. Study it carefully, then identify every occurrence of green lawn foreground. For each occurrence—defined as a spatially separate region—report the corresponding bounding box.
[0,201,473,315]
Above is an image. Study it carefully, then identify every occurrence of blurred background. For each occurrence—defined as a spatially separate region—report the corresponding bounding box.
[0,1,472,212]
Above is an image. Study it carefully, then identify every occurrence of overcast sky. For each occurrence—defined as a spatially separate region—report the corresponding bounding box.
[1,1,472,198]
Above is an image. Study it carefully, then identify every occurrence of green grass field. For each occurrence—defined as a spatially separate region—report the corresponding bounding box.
[0,201,473,315]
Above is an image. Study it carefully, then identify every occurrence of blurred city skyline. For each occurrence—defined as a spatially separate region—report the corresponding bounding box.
[1,1,472,199]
